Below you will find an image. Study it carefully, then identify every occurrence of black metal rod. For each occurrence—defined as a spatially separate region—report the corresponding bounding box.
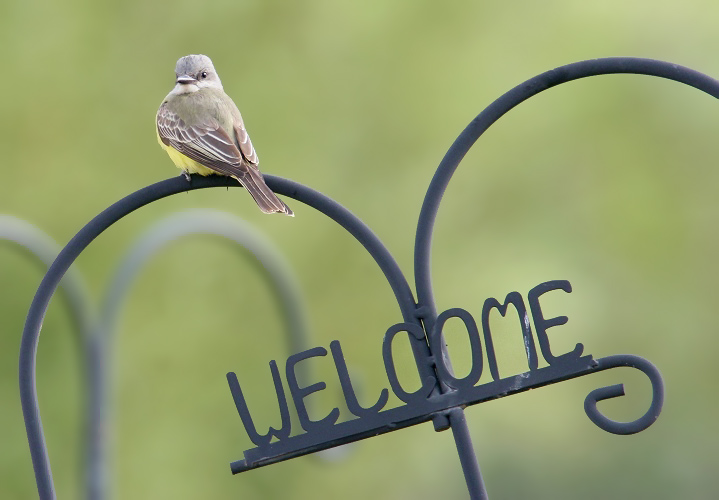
[448,408,487,500]
[413,57,719,498]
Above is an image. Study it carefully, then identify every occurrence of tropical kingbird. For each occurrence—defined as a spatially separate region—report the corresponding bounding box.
[157,54,293,216]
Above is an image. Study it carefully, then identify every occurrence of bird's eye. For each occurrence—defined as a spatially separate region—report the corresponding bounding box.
[200,71,208,79]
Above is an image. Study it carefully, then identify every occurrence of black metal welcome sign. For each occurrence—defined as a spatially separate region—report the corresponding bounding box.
[227,279,663,476]
[19,57,719,499]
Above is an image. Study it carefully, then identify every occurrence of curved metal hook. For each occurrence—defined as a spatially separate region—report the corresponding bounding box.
[406,58,717,497]
[414,57,719,330]
[19,174,427,499]
[584,354,664,435]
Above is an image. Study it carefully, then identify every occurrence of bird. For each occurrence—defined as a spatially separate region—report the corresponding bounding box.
[157,54,293,216]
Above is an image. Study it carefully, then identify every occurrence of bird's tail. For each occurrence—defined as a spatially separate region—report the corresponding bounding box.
[235,168,294,216]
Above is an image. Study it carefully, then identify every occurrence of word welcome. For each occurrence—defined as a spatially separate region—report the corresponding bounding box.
[227,279,595,473]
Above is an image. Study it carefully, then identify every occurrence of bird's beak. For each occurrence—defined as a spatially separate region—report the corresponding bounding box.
[176,75,197,84]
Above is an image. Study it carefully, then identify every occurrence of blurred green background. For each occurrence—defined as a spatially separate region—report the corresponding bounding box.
[2,0,718,498]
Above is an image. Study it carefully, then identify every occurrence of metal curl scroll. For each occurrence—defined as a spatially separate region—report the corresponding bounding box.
[583,355,664,435]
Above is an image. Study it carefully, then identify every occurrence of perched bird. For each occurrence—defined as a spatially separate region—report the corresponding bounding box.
[157,54,293,216]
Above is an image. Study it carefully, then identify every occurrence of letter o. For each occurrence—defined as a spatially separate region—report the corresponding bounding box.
[430,308,483,390]
[382,323,436,403]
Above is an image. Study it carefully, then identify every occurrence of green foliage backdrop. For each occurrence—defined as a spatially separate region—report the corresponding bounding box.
[1,1,718,498]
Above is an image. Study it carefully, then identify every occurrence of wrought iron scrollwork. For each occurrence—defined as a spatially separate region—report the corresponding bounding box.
[19,57,719,500]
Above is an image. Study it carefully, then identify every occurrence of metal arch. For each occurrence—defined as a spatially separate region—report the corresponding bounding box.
[100,209,308,354]
[0,216,98,500]
[19,174,434,499]
[0,215,94,339]
[414,57,719,331]
[87,208,311,500]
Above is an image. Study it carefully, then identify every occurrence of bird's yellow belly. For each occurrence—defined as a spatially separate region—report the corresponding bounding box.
[157,132,216,176]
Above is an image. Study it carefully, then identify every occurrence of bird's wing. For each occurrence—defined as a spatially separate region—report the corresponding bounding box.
[233,119,259,166]
[156,104,250,178]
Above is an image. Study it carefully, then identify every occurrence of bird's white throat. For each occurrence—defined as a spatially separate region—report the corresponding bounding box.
[170,83,200,95]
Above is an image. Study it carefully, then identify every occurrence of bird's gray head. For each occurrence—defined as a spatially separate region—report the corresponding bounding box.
[170,54,223,95]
